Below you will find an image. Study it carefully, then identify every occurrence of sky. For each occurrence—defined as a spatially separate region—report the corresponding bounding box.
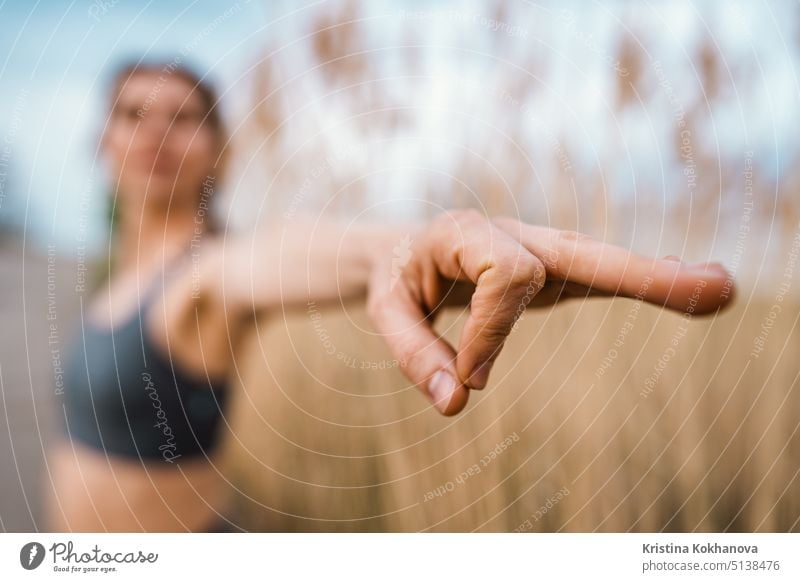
[0,0,798,263]
[0,0,268,250]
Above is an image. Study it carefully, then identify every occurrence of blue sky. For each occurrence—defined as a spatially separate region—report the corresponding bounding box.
[1,1,798,259]
[0,0,268,249]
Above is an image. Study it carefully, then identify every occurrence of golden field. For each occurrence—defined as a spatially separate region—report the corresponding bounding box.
[221,289,799,532]
[211,1,800,532]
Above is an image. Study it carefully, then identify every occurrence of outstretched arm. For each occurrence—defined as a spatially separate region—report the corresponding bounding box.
[186,210,734,415]
[214,217,422,313]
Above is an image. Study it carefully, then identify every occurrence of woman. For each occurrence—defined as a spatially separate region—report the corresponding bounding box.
[47,61,735,532]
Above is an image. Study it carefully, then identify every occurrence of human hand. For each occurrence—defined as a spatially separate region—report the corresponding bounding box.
[366,210,734,416]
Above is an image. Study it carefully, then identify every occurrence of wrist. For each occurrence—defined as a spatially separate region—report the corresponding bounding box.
[362,221,426,293]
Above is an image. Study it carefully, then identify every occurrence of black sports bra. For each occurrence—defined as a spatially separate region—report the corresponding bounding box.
[59,250,229,463]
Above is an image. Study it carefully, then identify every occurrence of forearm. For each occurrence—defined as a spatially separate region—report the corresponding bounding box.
[222,218,423,312]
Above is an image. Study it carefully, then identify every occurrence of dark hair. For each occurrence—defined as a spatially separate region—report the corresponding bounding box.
[97,58,228,285]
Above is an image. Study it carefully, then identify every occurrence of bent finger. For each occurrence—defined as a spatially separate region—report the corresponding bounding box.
[427,211,546,390]
[367,285,468,416]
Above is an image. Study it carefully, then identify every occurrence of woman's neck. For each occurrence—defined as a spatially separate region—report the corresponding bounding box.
[114,201,203,273]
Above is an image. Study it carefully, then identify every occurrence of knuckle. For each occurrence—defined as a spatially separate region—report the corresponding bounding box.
[503,253,546,289]
[457,208,485,223]
[477,318,512,344]
[444,208,486,228]
[557,229,593,243]
[490,215,515,230]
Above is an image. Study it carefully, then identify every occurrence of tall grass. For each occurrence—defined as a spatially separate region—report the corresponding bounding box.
[218,1,800,531]
[223,299,799,531]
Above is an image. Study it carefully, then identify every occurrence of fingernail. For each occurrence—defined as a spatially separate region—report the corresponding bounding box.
[428,370,457,411]
[469,360,494,390]
[663,255,682,263]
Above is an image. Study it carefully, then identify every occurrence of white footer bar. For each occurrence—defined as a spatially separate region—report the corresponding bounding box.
[1,533,796,581]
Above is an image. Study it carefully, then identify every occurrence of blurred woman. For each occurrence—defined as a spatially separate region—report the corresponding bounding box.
[46,61,735,532]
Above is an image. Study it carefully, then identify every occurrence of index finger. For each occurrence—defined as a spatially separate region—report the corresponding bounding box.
[427,211,546,390]
[492,217,735,315]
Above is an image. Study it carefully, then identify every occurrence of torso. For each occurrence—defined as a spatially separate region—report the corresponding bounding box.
[48,241,240,531]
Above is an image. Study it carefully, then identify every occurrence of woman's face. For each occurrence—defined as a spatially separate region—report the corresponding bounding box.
[103,71,218,210]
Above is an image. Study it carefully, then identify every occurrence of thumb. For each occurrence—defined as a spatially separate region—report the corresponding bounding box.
[367,283,469,416]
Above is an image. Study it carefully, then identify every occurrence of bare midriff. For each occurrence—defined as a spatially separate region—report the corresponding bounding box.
[45,441,230,532]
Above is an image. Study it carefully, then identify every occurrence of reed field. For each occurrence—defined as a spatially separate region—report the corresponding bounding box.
[218,293,798,532]
[209,2,800,531]
[2,0,795,533]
